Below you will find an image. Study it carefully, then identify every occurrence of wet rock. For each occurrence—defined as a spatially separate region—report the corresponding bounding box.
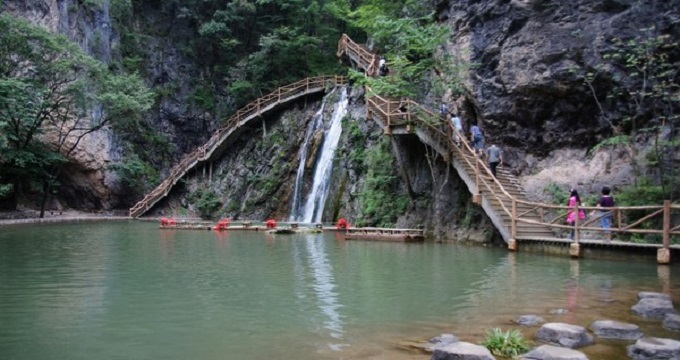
[535,323,594,349]
[638,292,672,302]
[663,313,680,331]
[549,309,569,315]
[516,315,545,326]
[627,337,680,360]
[589,320,643,340]
[428,333,460,348]
[631,297,677,320]
[431,341,495,360]
[522,344,588,360]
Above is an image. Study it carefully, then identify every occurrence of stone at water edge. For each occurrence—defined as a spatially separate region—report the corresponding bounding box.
[515,315,545,326]
[427,334,459,350]
[431,341,495,360]
[589,320,643,341]
[522,345,588,360]
[535,323,594,349]
[627,337,680,360]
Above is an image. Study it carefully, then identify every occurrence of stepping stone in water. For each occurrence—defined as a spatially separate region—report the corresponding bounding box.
[627,337,680,360]
[638,292,672,301]
[662,313,680,331]
[431,341,495,360]
[535,323,594,349]
[631,297,677,320]
[589,320,643,340]
[523,344,588,360]
[516,315,545,327]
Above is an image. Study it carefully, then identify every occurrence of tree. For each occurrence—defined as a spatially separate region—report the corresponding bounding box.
[0,14,153,215]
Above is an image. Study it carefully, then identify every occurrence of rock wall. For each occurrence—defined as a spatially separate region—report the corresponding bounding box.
[441,0,678,202]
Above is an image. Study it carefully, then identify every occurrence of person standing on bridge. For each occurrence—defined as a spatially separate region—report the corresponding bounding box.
[567,189,586,240]
[378,56,388,76]
[597,186,615,242]
[486,144,503,178]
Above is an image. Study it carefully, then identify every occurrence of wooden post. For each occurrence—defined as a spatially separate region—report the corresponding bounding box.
[574,204,580,244]
[511,198,517,240]
[473,158,481,204]
[208,162,212,184]
[658,200,671,264]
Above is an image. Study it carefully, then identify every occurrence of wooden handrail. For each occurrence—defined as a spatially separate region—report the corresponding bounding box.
[130,75,346,218]
[339,33,680,246]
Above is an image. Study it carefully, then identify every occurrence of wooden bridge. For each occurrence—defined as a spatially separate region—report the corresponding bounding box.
[129,76,346,218]
[337,34,680,262]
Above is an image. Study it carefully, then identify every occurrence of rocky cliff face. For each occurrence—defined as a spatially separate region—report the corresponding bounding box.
[441,0,678,201]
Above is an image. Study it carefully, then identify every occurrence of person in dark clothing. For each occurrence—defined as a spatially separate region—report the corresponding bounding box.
[597,186,615,242]
[486,144,503,178]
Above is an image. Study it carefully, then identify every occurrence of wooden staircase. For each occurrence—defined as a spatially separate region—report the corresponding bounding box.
[340,36,556,243]
[129,76,347,218]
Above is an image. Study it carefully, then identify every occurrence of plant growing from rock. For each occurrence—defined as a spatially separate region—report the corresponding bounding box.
[578,26,679,200]
[481,327,530,359]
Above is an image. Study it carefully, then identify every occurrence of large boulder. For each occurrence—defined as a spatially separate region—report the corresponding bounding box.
[627,337,680,360]
[522,345,588,360]
[535,323,594,349]
[431,341,495,360]
[589,320,643,340]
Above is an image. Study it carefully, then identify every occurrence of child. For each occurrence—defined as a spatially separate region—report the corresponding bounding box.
[597,186,615,242]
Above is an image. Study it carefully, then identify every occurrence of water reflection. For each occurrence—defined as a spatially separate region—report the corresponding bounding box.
[294,234,346,350]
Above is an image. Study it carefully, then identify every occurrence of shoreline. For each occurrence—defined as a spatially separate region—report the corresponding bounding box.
[0,215,131,227]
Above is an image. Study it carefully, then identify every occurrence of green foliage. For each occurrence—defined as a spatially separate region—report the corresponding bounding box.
[544,183,570,206]
[0,14,152,209]
[188,188,222,219]
[357,137,408,227]
[344,0,454,99]
[481,328,531,359]
[345,119,367,167]
[108,155,159,199]
[589,135,631,155]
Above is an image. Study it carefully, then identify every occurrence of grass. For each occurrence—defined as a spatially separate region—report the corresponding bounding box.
[481,328,531,359]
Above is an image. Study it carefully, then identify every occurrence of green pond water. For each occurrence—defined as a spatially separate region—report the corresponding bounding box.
[0,221,678,360]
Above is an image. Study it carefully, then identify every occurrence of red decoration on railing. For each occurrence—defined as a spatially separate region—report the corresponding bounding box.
[265,219,277,229]
[336,218,349,229]
[214,218,231,230]
[160,217,177,226]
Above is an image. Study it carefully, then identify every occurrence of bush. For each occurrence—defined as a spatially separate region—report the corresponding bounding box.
[481,328,531,359]
[189,189,222,219]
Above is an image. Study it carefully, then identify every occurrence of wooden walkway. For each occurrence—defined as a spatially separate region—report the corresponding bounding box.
[129,76,346,218]
[337,34,680,262]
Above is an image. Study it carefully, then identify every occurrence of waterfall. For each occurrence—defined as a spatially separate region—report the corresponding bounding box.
[289,104,326,221]
[299,88,349,223]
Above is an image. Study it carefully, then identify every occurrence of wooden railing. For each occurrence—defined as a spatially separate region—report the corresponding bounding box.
[129,75,347,218]
[337,34,380,77]
[339,33,680,256]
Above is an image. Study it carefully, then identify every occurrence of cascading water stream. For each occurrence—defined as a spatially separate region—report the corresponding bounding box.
[299,88,349,223]
[289,104,326,221]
